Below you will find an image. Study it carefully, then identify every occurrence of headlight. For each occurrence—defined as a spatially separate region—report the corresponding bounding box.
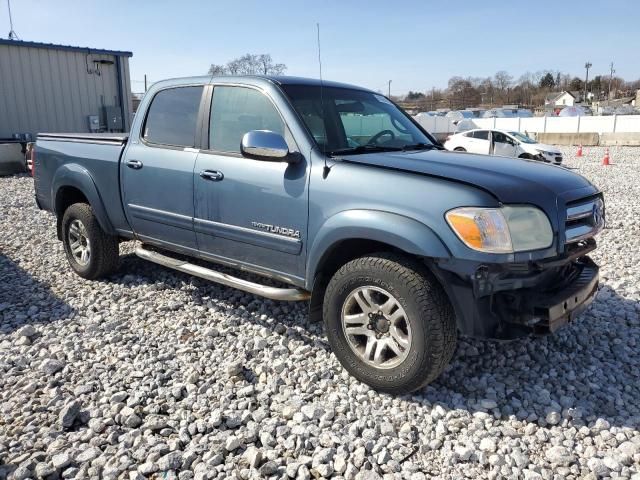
[446,206,553,253]
[537,149,552,156]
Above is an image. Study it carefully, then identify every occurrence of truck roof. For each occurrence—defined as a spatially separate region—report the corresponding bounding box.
[150,75,373,93]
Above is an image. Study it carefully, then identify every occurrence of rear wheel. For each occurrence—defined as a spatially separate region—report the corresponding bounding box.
[323,253,457,394]
[454,147,466,152]
[61,203,119,279]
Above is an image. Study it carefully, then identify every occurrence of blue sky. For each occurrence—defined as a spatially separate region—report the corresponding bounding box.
[4,0,639,94]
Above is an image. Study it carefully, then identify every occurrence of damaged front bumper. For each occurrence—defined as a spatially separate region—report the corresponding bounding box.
[431,240,599,340]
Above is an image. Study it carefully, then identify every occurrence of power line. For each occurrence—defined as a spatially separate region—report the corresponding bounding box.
[7,0,20,40]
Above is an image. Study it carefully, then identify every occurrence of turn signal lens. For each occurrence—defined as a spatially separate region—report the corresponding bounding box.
[446,208,513,253]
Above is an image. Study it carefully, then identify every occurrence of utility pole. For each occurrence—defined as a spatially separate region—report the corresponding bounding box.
[584,61,592,104]
[431,87,435,111]
[387,80,392,98]
[608,62,615,100]
[144,74,148,92]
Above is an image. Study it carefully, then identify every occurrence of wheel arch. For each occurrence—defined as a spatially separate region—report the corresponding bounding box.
[306,210,451,321]
[52,164,115,240]
[307,211,450,289]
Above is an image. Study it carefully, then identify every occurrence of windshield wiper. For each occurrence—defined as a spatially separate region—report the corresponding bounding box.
[329,144,403,156]
[401,143,443,151]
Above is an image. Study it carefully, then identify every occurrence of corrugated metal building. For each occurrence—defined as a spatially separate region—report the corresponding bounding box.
[0,39,133,138]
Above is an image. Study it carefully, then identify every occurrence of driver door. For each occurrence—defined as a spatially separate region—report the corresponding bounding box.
[492,131,517,157]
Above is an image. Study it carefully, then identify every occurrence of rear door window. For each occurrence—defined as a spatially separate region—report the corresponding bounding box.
[143,86,204,147]
[473,130,489,140]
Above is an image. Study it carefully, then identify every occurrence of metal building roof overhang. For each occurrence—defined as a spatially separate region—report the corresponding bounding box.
[0,39,133,57]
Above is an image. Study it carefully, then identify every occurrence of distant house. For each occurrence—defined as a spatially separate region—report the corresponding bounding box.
[544,91,575,107]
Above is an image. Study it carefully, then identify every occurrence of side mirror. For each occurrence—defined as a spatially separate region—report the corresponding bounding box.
[241,130,290,162]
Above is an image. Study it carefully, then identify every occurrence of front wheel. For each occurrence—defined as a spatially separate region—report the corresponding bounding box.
[323,253,457,394]
[61,203,119,279]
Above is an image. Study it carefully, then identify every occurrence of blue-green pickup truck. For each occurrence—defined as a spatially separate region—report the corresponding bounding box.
[33,75,604,393]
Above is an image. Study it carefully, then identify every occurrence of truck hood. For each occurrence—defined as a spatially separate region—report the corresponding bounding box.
[341,149,597,205]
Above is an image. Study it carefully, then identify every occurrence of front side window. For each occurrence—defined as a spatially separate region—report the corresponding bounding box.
[209,86,285,153]
[282,85,434,155]
[493,132,507,143]
[143,86,203,147]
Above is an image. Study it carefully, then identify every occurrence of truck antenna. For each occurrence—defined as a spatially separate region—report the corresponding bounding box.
[7,0,20,40]
[317,23,331,179]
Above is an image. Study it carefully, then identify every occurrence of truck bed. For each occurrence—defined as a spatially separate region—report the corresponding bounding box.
[34,132,131,235]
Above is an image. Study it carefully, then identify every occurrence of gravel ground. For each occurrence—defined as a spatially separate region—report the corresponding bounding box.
[1,145,639,480]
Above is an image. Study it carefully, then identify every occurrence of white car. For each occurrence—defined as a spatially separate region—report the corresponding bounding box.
[443,129,563,165]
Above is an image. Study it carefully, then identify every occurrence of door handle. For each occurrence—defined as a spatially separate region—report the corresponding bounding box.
[200,170,224,181]
[126,159,143,169]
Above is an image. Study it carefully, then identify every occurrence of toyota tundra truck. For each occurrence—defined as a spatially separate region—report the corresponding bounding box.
[33,75,604,393]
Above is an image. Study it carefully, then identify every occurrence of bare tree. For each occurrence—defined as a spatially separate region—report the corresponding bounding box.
[208,64,227,75]
[447,76,481,108]
[207,53,287,76]
[494,71,513,91]
[258,54,286,75]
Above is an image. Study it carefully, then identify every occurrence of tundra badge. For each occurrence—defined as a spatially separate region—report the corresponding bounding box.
[251,222,300,238]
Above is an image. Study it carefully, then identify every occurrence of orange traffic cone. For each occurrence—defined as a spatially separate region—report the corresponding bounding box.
[577,144,583,157]
[602,148,610,166]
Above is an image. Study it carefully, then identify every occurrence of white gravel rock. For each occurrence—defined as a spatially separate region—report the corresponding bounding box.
[1,150,640,478]
[16,324,36,337]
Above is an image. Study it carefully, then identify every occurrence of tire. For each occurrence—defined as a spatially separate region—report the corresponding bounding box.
[323,253,457,394]
[519,153,532,159]
[61,203,119,279]
[454,147,466,152]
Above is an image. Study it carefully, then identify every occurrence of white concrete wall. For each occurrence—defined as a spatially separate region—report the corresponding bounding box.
[413,115,454,134]
[464,115,640,134]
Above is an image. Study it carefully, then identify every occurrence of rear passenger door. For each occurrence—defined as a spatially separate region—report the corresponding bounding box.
[121,85,205,252]
[193,85,309,282]
[467,130,490,154]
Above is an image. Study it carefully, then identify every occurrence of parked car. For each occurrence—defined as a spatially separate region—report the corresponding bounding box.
[482,108,515,118]
[516,109,533,118]
[34,75,602,393]
[559,106,587,117]
[444,129,564,164]
[445,110,475,124]
[415,111,438,118]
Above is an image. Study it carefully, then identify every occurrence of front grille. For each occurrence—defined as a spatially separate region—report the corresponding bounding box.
[565,196,604,244]
[555,156,562,163]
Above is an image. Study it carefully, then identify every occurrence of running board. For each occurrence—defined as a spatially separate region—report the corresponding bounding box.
[135,246,310,301]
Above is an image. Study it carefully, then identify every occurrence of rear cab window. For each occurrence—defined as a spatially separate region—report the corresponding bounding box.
[143,86,204,147]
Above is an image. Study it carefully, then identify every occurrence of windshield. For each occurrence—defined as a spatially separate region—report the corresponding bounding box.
[281,85,435,155]
[508,131,537,144]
